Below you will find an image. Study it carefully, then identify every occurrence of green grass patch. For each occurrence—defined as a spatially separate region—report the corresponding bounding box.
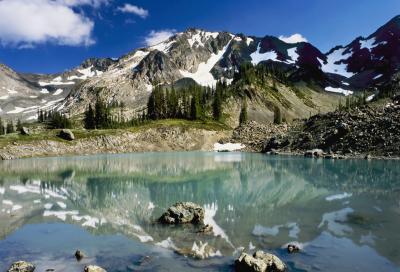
[0,119,231,148]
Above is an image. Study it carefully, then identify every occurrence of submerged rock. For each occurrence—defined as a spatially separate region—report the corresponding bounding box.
[235,251,286,272]
[84,265,106,272]
[287,244,300,254]
[197,224,213,234]
[75,249,85,261]
[58,129,75,141]
[159,202,205,224]
[7,261,35,272]
[176,241,221,260]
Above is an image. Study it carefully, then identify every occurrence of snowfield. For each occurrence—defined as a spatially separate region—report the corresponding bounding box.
[180,39,232,87]
[319,48,355,78]
[250,43,281,65]
[325,86,353,96]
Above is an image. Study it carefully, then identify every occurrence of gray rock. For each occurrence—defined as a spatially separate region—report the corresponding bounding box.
[235,251,286,272]
[20,127,30,135]
[304,149,324,158]
[58,129,75,141]
[7,261,35,272]
[84,265,107,272]
[159,202,205,224]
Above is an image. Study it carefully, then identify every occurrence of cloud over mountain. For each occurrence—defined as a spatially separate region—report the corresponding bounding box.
[0,0,97,47]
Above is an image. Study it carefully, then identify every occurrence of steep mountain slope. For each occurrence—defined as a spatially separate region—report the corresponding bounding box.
[320,16,400,91]
[2,16,400,122]
[0,58,115,120]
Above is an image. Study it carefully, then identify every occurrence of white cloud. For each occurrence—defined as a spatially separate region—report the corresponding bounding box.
[0,0,96,47]
[279,33,308,44]
[117,3,148,18]
[144,29,176,46]
[55,0,109,7]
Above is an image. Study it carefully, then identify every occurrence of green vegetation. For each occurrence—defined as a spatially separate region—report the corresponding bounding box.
[38,109,72,129]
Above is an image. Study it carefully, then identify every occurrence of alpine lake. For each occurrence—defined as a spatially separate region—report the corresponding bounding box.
[0,152,399,271]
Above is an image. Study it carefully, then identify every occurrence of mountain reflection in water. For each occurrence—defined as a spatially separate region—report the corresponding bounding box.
[0,152,399,271]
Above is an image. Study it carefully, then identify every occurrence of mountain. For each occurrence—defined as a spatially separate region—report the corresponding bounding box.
[0,58,115,120]
[1,16,400,122]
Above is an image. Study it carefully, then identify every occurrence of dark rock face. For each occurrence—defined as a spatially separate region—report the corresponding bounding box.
[159,202,205,224]
[235,251,286,272]
[58,129,75,141]
[7,261,35,272]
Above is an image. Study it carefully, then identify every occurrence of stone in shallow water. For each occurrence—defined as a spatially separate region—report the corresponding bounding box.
[287,244,300,254]
[159,202,205,224]
[7,261,35,272]
[84,265,106,272]
[75,249,85,261]
[235,250,286,272]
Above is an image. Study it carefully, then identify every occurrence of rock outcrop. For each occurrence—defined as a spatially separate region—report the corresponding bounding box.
[58,129,75,141]
[159,202,205,224]
[7,261,35,272]
[263,99,400,158]
[235,251,286,272]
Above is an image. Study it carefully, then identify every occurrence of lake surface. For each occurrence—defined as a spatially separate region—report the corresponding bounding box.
[0,152,399,271]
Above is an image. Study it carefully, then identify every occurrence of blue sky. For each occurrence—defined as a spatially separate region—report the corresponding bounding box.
[0,0,399,74]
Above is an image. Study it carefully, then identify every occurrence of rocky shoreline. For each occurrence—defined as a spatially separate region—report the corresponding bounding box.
[261,97,400,160]
[0,126,231,160]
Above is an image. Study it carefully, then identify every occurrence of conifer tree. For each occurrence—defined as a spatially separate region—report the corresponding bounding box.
[84,104,96,129]
[273,106,282,124]
[6,121,14,134]
[16,119,23,131]
[212,90,222,121]
[239,97,248,126]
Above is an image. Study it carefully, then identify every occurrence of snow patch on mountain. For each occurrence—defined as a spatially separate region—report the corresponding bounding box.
[250,43,281,65]
[180,40,232,87]
[287,47,299,64]
[359,37,376,50]
[246,37,254,46]
[151,40,175,53]
[67,66,102,80]
[188,31,219,48]
[53,89,63,96]
[39,76,75,87]
[325,86,353,96]
[319,48,354,78]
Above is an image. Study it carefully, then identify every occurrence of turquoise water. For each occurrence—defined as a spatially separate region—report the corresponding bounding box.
[0,152,399,271]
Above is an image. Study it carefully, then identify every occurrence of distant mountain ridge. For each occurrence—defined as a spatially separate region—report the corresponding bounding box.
[1,15,400,121]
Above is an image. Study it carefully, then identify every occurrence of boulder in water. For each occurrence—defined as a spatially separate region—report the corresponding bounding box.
[287,244,300,254]
[235,251,286,272]
[84,265,106,272]
[58,129,75,141]
[7,261,35,272]
[75,249,85,261]
[159,202,204,224]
